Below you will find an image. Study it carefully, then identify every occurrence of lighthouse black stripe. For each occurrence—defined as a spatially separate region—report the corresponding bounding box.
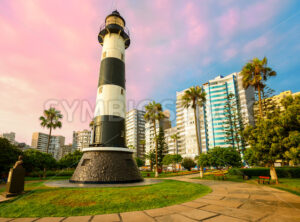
[98,57,125,88]
[93,115,125,147]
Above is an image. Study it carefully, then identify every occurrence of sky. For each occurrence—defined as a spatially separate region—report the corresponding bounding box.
[0,0,300,145]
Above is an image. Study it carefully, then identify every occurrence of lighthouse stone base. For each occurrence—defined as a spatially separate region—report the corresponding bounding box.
[70,149,143,184]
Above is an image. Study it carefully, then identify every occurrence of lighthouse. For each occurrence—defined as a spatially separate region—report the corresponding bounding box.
[70,10,143,183]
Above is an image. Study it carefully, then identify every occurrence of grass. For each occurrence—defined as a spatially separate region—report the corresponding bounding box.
[0,180,211,218]
[192,174,300,196]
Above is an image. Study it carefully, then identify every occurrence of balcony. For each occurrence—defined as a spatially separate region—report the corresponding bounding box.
[98,23,130,49]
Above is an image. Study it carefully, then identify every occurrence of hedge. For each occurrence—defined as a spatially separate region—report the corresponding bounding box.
[27,169,74,177]
[228,167,300,178]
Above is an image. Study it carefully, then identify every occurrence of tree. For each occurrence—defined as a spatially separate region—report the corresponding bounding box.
[157,127,167,168]
[243,148,259,166]
[0,138,22,177]
[223,93,245,154]
[240,57,276,118]
[197,153,210,178]
[284,147,300,166]
[39,107,63,177]
[181,158,196,171]
[208,147,242,169]
[170,134,178,154]
[162,154,183,171]
[145,150,155,171]
[23,149,57,173]
[139,139,146,159]
[58,150,83,169]
[181,86,206,155]
[39,107,63,154]
[135,157,145,168]
[144,101,165,177]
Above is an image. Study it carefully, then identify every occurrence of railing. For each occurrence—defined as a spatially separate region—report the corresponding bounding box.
[99,22,130,38]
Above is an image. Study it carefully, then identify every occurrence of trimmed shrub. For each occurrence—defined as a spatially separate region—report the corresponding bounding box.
[28,169,74,177]
[228,167,300,178]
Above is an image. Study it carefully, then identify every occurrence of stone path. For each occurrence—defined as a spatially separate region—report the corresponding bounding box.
[1,175,300,222]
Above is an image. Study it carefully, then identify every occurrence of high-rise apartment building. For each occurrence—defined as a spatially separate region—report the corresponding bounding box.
[72,130,91,151]
[125,109,146,158]
[31,132,65,159]
[176,72,255,157]
[164,127,178,154]
[1,132,16,144]
[145,110,172,158]
[58,144,73,160]
[253,90,300,120]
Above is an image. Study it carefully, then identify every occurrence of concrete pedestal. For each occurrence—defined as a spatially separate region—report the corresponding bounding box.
[70,150,143,184]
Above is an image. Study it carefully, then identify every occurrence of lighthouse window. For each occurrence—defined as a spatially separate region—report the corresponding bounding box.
[99,87,102,94]
[102,51,106,58]
[121,53,124,60]
[121,89,124,95]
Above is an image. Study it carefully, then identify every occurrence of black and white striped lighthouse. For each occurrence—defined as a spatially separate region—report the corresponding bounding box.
[70,10,142,184]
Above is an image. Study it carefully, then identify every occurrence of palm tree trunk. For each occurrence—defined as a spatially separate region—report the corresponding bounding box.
[258,85,263,118]
[193,107,202,155]
[44,126,52,178]
[153,120,159,178]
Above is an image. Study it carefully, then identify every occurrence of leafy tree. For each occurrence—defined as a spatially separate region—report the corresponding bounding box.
[58,150,83,169]
[144,101,165,177]
[181,158,196,171]
[197,153,210,178]
[0,138,22,177]
[23,149,57,173]
[145,150,155,171]
[208,147,242,169]
[181,86,206,155]
[240,57,276,118]
[243,148,259,166]
[243,94,300,183]
[223,93,245,154]
[162,154,183,171]
[284,147,300,166]
[135,157,145,167]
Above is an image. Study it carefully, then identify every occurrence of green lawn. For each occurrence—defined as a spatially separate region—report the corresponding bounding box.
[0,180,211,218]
[192,175,300,196]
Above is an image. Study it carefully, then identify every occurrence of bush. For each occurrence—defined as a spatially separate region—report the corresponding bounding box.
[181,158,196,171]
[228,167,300,178]
[28,169,74,177]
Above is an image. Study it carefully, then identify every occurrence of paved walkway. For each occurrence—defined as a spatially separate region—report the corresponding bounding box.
[1,175,300,222]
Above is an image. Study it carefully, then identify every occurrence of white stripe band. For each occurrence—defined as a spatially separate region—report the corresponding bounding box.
[82,147,134,153]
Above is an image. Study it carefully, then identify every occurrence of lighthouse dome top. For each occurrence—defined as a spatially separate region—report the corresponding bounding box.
[105,10,126,26]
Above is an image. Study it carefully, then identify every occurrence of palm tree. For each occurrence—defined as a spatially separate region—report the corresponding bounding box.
[170,134,178,154]
[144,101,165,177]
[181,86,206,155]
[39,107,63,154]
[240,57,276,118]
[39,107,63,177]
[181,86,206,178]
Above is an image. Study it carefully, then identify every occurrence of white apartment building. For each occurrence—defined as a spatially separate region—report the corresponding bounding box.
[58,144,73,159]
[1,132,16,144]
[125,109,146,158]
[164,127,178,154]
[31,132,65,159]
[72,130,91,151]
[145,110,172,158]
